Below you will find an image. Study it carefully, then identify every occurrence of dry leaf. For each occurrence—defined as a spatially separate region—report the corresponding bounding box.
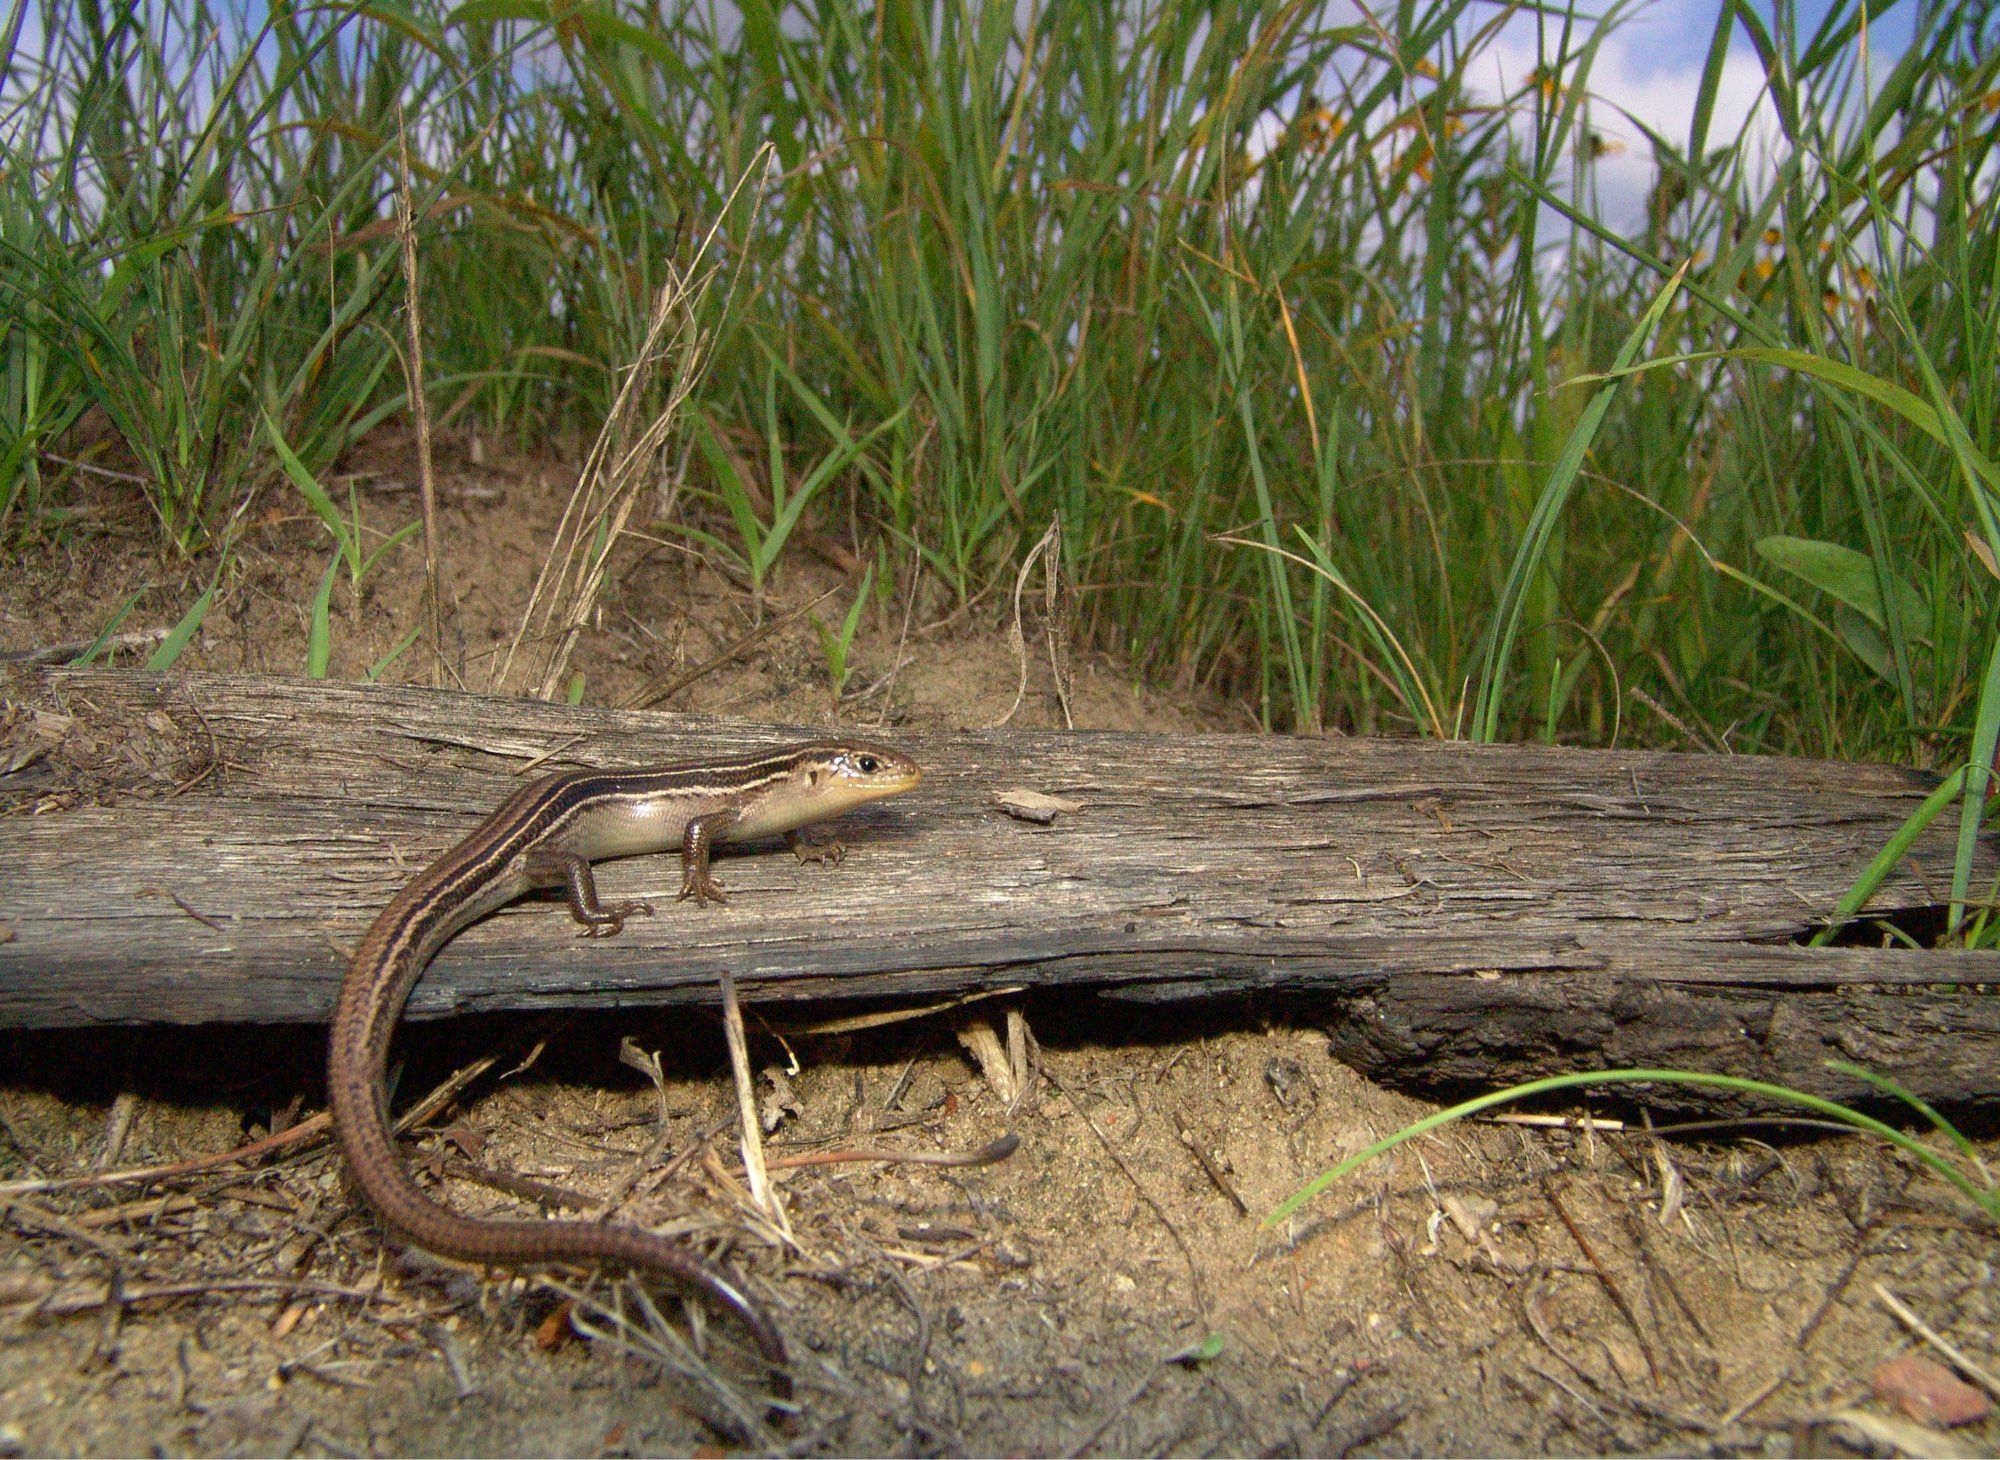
[1873,1354,1993,1428]
[1966,530,2000,583]
[758,1063,801,1134]
[533,1300,575,1351]
[1442,1193,1497,1242]
[991,788,1083,824]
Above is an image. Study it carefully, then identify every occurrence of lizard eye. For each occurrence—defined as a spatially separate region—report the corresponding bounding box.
[857,754,880,774]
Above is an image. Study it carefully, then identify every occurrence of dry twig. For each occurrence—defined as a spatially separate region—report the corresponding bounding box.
[500,149,773,700]
[1542,1178,1660,1385]
[1875,1283,2000,1402]
[717,968,784,1235]
[617,586,836,710]
[986,514,1074,729]
[1041,1060,1208,1323]
[396,108,446,687]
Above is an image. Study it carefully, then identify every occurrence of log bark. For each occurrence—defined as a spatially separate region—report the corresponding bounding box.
[3,667,1997,1109]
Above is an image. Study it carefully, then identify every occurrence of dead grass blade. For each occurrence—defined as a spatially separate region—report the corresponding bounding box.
[498,148,774,701]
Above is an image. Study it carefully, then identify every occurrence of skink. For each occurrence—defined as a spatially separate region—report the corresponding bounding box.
[328,742,922,1399]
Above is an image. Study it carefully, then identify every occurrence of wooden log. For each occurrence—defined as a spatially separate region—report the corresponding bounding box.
[3,667,1997,1110]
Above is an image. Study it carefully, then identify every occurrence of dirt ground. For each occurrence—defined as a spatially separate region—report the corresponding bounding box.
[2,432,1997,1457]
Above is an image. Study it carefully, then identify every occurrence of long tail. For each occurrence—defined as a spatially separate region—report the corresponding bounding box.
[327,878,791,1399]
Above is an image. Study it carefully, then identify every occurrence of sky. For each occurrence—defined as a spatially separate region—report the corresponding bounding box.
[1466,1,1922,229]
[4,0,1934,240]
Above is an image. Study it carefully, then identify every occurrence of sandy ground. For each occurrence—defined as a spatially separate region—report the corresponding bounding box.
[2,430,1996,1457]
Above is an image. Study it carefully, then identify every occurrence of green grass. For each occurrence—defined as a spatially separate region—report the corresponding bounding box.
[1264,1064,2000,1231]
[3,1,1996,789]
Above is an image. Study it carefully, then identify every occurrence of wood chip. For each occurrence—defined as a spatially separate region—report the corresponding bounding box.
[1825,1407,1982,1459]
[990,788,1082,824]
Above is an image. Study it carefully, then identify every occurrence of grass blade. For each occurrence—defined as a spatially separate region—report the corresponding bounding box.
[1266,1068,1998,1229]
[1472,258,1692,742]
[145,571,221,672]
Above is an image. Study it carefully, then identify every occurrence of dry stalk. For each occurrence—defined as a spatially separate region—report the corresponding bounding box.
[396,108,446,687]
[551,1275,785,1445]
[985,513,1074,729]
[718,968,787,1238]
[498,148,775,700]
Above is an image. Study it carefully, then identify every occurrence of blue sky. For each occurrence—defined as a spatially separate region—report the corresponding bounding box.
[5,0,1930,239]
[1465,1,1922,229]
[1596,1,1916,61]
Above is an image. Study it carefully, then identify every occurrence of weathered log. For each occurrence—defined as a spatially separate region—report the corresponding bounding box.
[3,667,1996,1109]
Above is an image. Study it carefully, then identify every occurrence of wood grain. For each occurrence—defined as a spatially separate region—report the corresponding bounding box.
[3,667,1996,1107]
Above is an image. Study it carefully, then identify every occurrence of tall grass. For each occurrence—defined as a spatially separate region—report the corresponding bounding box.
[2,0,1995,774]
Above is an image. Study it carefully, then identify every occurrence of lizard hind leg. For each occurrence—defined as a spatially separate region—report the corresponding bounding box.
[524,849,654,938]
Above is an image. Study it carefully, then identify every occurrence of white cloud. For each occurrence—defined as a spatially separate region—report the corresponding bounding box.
[1472,7,1787,233]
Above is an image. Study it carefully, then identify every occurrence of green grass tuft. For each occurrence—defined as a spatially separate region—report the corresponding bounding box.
[3,0,1995,787]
